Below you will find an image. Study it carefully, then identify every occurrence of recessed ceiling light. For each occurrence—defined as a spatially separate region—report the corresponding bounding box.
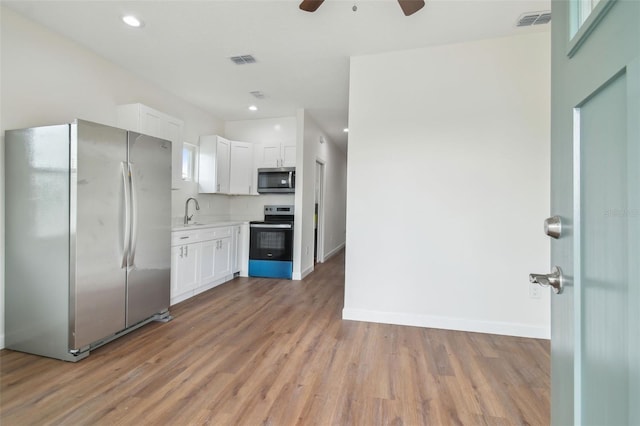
[122,15,143,28]
[343,128,349,133]
[249,105,258,111]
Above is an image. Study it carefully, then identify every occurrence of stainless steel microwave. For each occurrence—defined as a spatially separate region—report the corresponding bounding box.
[257,167,295,193]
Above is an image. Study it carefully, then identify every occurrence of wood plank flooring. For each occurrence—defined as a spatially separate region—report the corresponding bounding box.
[0,250,550,425]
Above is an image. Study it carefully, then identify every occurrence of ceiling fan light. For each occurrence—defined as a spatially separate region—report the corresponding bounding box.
[299,0,325,12]
[397,0,426,16]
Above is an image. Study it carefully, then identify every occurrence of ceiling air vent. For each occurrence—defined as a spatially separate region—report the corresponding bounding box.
[229,55,257,65]
[517,11,551,27]
[250,91,265,99]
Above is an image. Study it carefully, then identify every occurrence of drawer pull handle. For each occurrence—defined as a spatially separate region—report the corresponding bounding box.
[180,236,189,239]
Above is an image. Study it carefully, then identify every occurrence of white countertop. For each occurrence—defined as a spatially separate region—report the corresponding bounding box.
[171,220,248,232]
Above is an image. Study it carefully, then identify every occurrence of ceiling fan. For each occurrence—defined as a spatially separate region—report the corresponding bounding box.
[299,0,426,16]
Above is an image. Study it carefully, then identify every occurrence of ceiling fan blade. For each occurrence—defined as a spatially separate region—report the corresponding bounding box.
[299,0,325,12]
[398,0,425,16]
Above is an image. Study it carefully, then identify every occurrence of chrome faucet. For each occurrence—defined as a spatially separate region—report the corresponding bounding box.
[184,197,200,224]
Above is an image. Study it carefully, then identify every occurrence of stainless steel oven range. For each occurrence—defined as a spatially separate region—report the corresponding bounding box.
[249,205,294,279]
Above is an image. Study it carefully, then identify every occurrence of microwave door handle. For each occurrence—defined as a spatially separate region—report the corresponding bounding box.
[288,171,293,189]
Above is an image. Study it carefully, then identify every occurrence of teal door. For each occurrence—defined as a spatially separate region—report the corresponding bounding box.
[548,0,639,424]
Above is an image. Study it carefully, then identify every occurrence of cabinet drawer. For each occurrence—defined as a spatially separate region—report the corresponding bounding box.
[199,226,232,241]
[171,231,199,246]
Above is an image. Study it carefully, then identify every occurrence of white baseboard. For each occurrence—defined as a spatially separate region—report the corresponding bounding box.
[323,242,345,262]
[301,265,313,279]
[293,243,345,280]
[293,265,314,281]
[342,308,550,339]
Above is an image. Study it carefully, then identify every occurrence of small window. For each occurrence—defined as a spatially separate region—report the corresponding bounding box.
[568,0,614,57]
[182,142,197,181]
[577,0,602,28]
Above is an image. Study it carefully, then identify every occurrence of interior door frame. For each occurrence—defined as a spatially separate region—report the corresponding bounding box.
[315,159,326,263]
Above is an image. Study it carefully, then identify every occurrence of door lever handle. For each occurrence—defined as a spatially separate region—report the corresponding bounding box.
[529,266,564,294]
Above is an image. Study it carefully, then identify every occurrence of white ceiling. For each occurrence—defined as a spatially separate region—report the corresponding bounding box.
[3,0,551,149]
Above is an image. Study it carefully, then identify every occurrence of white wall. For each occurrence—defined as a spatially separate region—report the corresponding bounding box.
[344,32,551,338]
[0,7,225,348]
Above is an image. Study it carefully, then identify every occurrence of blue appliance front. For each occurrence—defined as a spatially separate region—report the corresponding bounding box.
[249,214,294,280]
[249,259,293,279]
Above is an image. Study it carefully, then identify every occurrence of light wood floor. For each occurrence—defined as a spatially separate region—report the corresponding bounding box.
[1,250,550,425]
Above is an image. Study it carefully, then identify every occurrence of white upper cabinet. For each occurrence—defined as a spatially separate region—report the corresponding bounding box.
[164,118,184,188]
[117,103,184,189]
[256,142,280,168]
[281,141,297,167]
[138,108,163,137]
[199,135,230,194]
[229,141,254,195]
[199,136,254,195]
[256,141,296,168]
[217,138,231,194]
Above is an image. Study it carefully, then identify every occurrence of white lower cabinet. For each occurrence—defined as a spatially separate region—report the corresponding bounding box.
[171,243,200,301]
[199,240,217,284]
[232,225,241,274]
[215,237,232,278]
[171,224,247,305]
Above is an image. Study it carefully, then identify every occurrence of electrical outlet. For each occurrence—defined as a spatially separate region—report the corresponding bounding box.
[529,283,541,299]
[305,246,309,255]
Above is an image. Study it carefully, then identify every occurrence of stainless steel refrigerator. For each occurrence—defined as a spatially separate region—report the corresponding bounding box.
[5,119,172,361]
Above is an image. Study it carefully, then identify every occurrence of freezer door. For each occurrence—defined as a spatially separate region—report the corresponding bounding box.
[126,132,171,326]
[72,120,128,350]
[5,125,76,360]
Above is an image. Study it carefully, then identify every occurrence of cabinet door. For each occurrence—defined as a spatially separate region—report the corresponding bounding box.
[170,246,181,300]
[256,142,281,168]
[232,226,241,273]
[164,118,184,190]
[281,142,297,167]
[198,135,218,193]
[229,141,254,194]
[214,237,232,279]
[139,107,163,138]
[217,138,231,193]
[199,239,216,285]
[171,244,199,300]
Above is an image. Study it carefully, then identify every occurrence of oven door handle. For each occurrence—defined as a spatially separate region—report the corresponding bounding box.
[250,223,292,229]
[288,171,293,189]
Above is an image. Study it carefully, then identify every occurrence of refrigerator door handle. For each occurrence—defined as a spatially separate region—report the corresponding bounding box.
[128,162,138,269]
[121,162,131,269]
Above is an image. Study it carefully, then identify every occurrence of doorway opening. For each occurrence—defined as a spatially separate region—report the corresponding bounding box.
[314,160,325,264]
